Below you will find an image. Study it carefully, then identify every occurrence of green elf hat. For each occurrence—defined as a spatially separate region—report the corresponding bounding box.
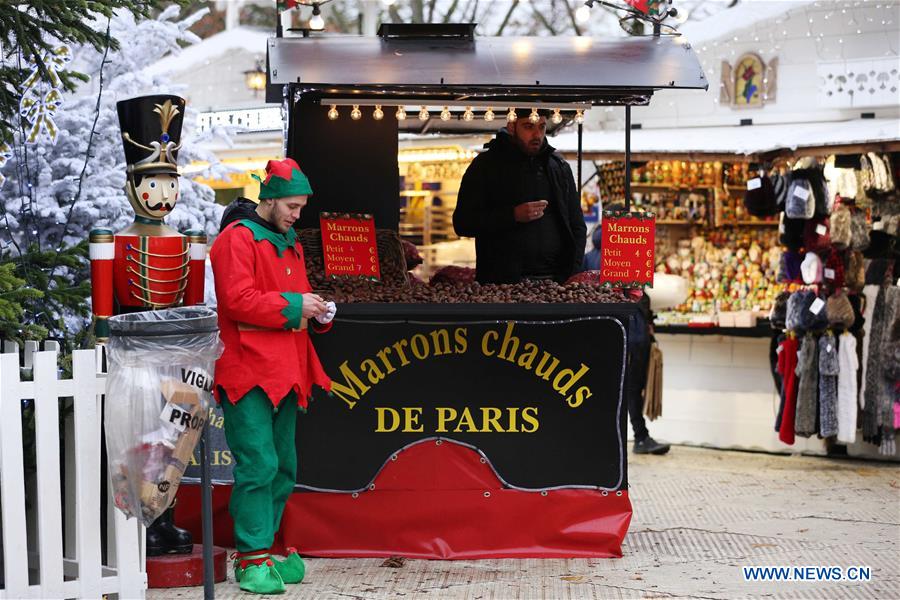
[252,158,313,199]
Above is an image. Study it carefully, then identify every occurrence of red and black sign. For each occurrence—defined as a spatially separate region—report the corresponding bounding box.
[599,210,655,288]
[319,212,380,281]
[296,316,628,492]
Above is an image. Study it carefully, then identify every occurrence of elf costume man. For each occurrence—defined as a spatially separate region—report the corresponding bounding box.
[211,158,336,594]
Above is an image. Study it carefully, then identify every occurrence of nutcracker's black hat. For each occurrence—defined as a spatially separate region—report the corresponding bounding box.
[117,94,185,176]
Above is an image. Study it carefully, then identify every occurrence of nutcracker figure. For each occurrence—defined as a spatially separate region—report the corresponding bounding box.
[90,94,205,556]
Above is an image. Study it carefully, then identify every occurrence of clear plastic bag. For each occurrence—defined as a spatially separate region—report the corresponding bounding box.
[105,306,223,526]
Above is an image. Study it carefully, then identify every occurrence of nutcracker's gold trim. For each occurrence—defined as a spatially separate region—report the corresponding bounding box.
[128,278,188,296]
[126,266,188,285]
[155,100,180,135]
[89,232,114,243]
[128,245,189,259]
[187,234,207,244]
[126,254,190,272]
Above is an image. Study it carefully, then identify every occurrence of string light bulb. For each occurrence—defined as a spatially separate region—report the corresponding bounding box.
[418,106,430,121]
[529,108,540,123]
[575,4,591,24]
[506,107,517,122]
[484,107,495,121]
[440,106,452,121]
[463,106,474,121]
[396,106,407,120]
[327,105,339,120]
[309,4,325,30]
[373,105,384,120]
[551,108,563,124]
[350,104,362,120]
[574,109,585,124]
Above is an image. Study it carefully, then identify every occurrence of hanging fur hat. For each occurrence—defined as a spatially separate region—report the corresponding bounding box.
[830,204,852,249]
[826,291,855,329]
[780,213,806,250]
[770,290,791,330]
[846,250,866,291]
[778,250,804,283]
[801,252,823,284]
[787,290,818,332]
[804,216,831,252]
[744,173,778,217]
[850,211,870,251]
[792,158,831,216]
[786,179,816,219]
[822,249,846,290]
[774,172,792,211]
[863,229,898,260]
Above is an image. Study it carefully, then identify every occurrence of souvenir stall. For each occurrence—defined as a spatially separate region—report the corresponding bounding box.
[556,127,899,459]
[177,22,706,558]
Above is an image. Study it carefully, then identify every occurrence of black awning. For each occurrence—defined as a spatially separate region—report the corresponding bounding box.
[268,32,707,106]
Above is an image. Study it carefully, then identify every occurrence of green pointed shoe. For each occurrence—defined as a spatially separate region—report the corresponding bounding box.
[235,557,285,594]
[273,548,306,584]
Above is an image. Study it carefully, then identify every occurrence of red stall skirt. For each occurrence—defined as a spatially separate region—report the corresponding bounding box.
[178,440,631,559]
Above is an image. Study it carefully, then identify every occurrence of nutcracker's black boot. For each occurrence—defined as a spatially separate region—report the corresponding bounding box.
[146,505,192,556]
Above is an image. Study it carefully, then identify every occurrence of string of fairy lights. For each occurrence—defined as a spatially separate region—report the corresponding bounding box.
[324,104,586,125]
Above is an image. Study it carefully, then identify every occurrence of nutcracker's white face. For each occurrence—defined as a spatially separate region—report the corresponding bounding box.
[130,174,180,219]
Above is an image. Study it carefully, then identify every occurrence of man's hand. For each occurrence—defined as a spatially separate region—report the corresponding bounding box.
[514,200,548,223]
[302,293,327,319]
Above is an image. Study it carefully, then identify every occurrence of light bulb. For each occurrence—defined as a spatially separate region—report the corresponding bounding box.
[551,108,563,124]
[506,107,517,122]
[440,106,451,121]
[309,5,325,31]
[327,105,339,120]
[395,106,407,120]
[350,104,362,120]
[484,107,495,121]
[418,106,430,121]
[463,107,474,121]
[373,105,384,120]
[574,109,584,125]
[529,108,540,123]
[575,5,591,24]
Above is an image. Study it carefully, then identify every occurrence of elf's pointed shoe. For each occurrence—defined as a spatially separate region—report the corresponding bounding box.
[272,548,305,584]
[233,552,285,594]
[238,559,285,595]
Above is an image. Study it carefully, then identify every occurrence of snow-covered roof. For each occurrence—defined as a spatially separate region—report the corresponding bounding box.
[676,0,817,46]
[551,118,900,157]
[144,26,269,77]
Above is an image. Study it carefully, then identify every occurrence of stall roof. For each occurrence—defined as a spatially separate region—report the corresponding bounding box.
[267,29,707,106]
[552,118,900,160]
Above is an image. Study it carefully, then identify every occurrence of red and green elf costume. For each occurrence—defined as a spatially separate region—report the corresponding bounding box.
[211,158,331,594]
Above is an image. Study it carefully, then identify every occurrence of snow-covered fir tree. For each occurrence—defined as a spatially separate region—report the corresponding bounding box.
[0,6,231,340]
[0,6,230,253]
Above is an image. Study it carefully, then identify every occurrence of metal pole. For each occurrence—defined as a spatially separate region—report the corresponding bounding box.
[577,122,583,194]
[624,105,631,212]
[201,423,215,599]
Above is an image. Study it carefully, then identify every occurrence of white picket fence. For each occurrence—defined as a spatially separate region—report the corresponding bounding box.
[0,342,146,599]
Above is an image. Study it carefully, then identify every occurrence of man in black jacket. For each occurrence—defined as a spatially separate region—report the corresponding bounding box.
[453,110,587,284]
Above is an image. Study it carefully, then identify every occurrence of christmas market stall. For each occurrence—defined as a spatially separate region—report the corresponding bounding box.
[551,121,900,458]
[179,22,707,559]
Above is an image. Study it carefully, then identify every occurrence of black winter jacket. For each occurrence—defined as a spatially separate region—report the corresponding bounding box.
[452,130,587,284]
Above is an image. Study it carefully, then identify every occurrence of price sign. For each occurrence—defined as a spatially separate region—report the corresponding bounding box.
[320,212,381,281]
[599,211,655,288]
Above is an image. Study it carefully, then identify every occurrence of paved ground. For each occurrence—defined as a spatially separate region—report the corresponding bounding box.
[149,446,900,599]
